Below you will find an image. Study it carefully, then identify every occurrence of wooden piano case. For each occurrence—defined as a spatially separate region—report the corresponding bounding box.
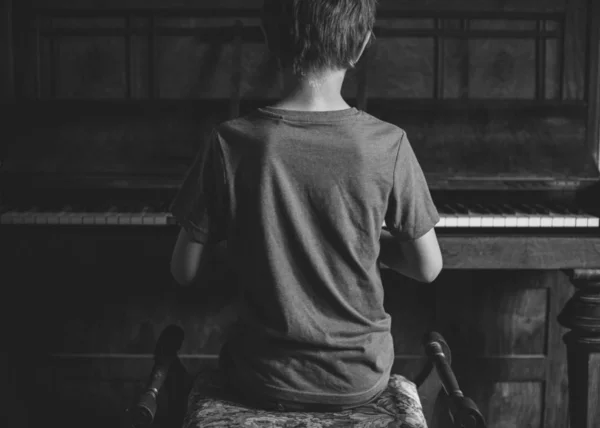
[1,0,599,427]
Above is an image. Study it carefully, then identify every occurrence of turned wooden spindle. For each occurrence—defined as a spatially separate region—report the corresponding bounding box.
[558,269,600,428]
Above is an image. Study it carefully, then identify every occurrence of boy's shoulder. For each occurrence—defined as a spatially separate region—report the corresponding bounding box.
[355,111,407,139]
[212,111,267,138]
[215,109,406,140]
[214,110,407,152]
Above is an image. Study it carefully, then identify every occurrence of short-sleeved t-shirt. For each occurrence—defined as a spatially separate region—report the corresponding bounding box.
[170,106,439,408]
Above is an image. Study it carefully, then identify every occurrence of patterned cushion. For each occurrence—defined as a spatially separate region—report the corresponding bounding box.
[183,369,427,428]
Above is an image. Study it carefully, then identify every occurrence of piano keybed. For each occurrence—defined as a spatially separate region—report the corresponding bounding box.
[1,202,598,228]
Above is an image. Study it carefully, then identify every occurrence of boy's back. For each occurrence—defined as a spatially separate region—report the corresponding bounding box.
[170,0,442,412]
[171,106,439,408]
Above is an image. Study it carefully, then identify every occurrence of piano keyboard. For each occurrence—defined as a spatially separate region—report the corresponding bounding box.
[1,203,598,228]
[0,205,177,226]
[431,202,600,228]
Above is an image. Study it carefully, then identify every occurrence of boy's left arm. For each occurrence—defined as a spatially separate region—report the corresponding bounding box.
[170,228,213,287]
[169,130,227,286]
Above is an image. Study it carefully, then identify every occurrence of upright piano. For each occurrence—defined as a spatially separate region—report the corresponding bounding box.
[1,1,599,428]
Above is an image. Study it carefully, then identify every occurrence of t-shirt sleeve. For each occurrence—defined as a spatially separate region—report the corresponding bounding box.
[384,130,439,242]
[169,130,227,244]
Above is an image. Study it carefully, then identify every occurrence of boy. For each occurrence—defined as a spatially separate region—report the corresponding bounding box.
[170,0,442,413]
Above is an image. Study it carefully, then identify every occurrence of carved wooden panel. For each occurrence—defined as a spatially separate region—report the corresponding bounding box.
[484,383,543,427]
[435,270,570,428]
[18,11,573,102]
[7,0,595,182]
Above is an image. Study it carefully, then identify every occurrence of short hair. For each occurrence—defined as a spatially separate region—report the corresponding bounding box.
[261,0,377,76]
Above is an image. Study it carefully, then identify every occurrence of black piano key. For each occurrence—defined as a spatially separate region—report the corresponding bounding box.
[518,203,539,214]
[511,203,531,214]
[460,203,480,215]
[532,204,552,215]
[449,203,469,214]
[440,204,457,214]
[459,204,472,214]
[487,204,508,215]
[472,203,493,215]
[548,203,572,215]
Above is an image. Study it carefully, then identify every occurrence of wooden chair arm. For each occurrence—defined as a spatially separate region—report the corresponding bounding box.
[423,332,486,428]
[125,325,185,428]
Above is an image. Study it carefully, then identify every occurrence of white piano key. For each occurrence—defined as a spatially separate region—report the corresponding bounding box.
[118,215,132,225]
[59,211,76,225]
[166,214,177,225]
[83,214,96,225]
[516,217,530,227]
[142,216,155,225]
[529,217,542,227]
[92,212,107,225]
[130,215,143,225]
[128,207,147,225]
[49,206,69,225]
[46,213,59,224]
[457,216,470,227]
[563,216,577,227]
[551,217,565,227]
[142,213,156,225]
[59,213,71,225]
[589,217,600,227]
[153,213,168,225]
[68,212,85,225]
[468,216,482,227]
[436,217,446,227]
[481,216,494,227]
[106,216,119,225]
[103,206,119,225]
[23,208,40,224]
[444,216,458,227]
[106,215,120,225]
[118,207,147,225]
[505,216,518,227]
[540,216,553,227]
[0,211,16,224]
[35,213,48,225]
[11,212,24,224]
[492,217,506,227]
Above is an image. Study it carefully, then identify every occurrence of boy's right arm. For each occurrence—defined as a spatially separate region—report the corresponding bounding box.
[382,130,442,283]
[379,228,442,283]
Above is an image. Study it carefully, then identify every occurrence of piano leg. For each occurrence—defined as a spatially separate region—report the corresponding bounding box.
[558,269,600,428]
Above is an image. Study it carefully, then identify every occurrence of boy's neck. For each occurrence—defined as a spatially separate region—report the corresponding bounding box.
[271,68,351,112]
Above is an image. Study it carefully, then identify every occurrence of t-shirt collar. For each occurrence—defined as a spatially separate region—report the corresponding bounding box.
[258,106,360,122]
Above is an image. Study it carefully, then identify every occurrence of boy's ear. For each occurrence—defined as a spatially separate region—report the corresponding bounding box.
[354,31,372,65]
